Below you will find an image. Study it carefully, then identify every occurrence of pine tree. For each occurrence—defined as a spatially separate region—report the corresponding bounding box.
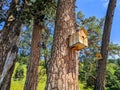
[45,0,79,90]
[94,0,117,90]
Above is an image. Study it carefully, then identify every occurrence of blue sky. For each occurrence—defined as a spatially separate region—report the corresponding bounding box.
[76,0,120,45]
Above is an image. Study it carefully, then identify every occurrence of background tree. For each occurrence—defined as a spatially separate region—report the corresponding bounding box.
[76,11,103,88]
[94,0,117,90]
[0,0,25,89]
[24,0,56,90]
[24,22,41,90]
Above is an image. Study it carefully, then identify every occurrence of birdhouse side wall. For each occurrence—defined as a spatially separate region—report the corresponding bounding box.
[69,32,80,47]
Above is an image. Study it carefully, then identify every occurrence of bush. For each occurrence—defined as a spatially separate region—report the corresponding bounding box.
[114,68,120,80]
[17,56,29,65]
[40,60,46,68]
[79,71,86,81]
[86,76,95,88]
[13,65,24,81]
[39,68,46,78]
[106,71,120,90]
[117,59,120,66]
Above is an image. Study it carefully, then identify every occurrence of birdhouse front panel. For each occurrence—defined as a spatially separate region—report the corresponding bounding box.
[96,53,103,59]
[69,28,88,50]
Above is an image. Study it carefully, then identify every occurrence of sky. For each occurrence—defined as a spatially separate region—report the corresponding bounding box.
[75,0,120,45]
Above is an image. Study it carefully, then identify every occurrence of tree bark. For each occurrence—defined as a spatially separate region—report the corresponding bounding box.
[0,45,18,90]
[45,0,79,90]
[0,0,24,89]
[94,0,117,90]
[0,0,17,75]
[0,0,19,75]
[24,24,41,90]
[0,19,21,90]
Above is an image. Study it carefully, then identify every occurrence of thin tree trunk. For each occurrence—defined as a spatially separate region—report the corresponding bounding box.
[42,27,50,74]
[94,0,117,90]
[24,24,41,90]
[45,0,79,90]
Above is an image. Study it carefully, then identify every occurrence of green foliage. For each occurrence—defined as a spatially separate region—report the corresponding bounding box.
[79,71,86,81]
[106,61,120,90]
[86,76,95,88]
[107,63,117,74]
[38,68,46,83]
[17,55,29,65]
[30,0,36,3]
[117,59,120,66]
[79,63,94,90]
[114,68,120,80]
[106,71,120,90]
[109,43,120,58]
[13,65,24,81]
[38,60,46,82]
[21,0,56,24]
[41,28,53,68]
[40,60,46,68]
[19,23,33,56]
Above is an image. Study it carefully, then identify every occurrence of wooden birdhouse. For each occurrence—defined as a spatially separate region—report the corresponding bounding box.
[96,52,103,59]
[8,15,15,21]
[69,28,88,50]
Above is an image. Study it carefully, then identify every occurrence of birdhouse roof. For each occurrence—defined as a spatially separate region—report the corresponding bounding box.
[96,53,101,56]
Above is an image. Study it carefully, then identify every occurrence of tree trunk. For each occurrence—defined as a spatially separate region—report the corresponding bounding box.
[0,20,21,90]
[24,24,42,90]
[94,0,117,90]
[0,0,17,75]
[45,0,79,90]
[0,0,25,89]
[0,45,18,90]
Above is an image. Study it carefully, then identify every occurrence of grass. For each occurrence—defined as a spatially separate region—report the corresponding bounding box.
[11,78,46,90]
[11,79,88,90]
[10,63,46,90]
[10,63,90,90]
[11,77,91,90]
